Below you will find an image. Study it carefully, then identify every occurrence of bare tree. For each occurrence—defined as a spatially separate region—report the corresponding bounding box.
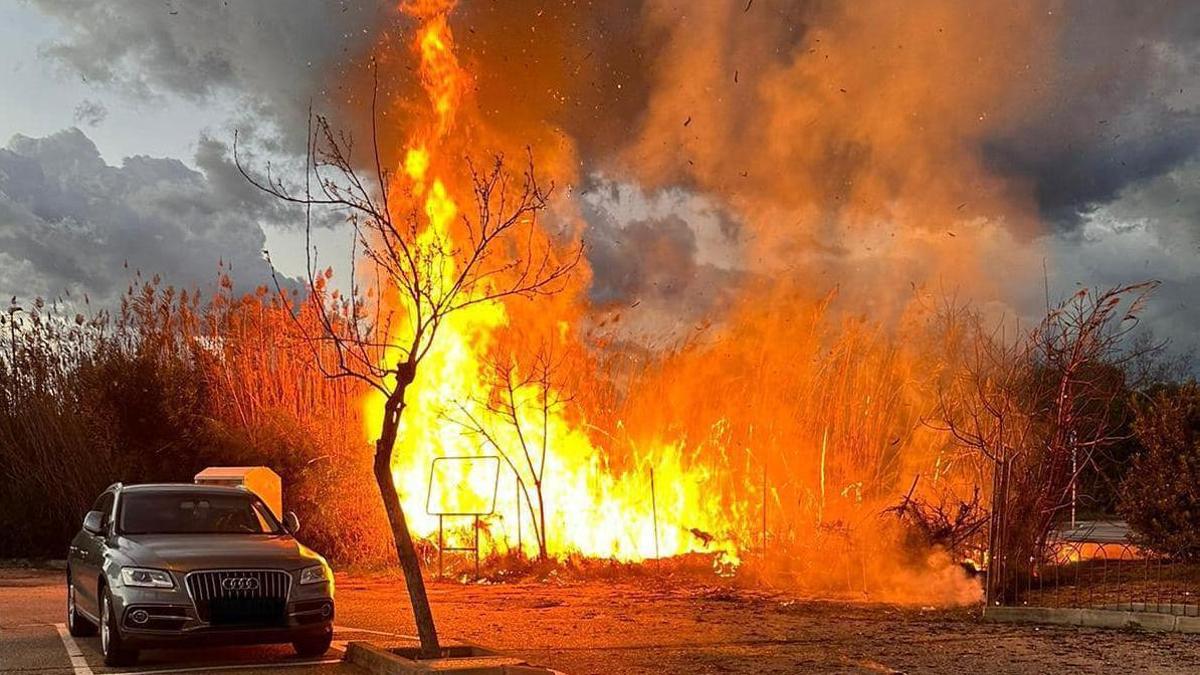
[936,282,1159,603]
[445,339,567,561]
[236,98,580,655]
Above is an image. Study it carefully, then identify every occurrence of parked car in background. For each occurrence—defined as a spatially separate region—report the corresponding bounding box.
[66,483,334,666]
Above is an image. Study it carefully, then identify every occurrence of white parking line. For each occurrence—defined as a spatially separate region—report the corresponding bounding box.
[333,624,418,640]
[53,623,95,675]
[106,658,344,675]
[46,622,389,675]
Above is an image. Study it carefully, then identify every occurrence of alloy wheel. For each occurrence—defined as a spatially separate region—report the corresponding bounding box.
[66,582,75,631]
[100,594,110,654]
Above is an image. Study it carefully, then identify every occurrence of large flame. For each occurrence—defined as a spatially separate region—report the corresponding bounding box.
[364,2,739,565]
[349,0,1045,604]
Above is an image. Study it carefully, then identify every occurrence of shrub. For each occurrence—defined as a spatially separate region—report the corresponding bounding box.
[1119,383,1200,558]
[0,279,389,565]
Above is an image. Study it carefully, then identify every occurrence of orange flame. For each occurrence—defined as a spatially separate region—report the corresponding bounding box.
[364,3,740,566]
[349,1,1025,605]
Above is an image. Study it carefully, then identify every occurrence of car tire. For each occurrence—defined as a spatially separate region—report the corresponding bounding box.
[292,630,333,657]
[66,574,96,637]
[100,587,138,667]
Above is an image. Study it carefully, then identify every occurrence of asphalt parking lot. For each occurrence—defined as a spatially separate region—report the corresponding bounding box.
[0,568,382,675]
[9,565,1200,674]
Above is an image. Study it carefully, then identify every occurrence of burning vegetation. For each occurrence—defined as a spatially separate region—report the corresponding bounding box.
[303,1,1003,592]
[234,0,1064,611]
[2,0,1192,660]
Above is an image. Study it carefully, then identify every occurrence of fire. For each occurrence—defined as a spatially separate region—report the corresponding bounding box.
[416,16,462,134]
[403,148,429,183]
[364,2,741,566]
[347,1,1010,605]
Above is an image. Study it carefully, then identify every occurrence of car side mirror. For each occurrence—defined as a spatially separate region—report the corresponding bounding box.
[282,511,300,534]
[82,510,106,535]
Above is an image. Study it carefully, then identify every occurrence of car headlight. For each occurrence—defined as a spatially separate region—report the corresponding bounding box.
[299,564,332,585]
[120,567,174,589]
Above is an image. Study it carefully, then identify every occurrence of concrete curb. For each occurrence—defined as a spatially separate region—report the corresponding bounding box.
[984,606,1200,633]
[345,641,562,674]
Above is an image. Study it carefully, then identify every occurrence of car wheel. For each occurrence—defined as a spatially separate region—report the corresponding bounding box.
[66,574,96,637]
[100,588,138,667]
[292,630,333,657]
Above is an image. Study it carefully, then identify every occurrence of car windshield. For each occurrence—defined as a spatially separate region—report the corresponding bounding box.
[119,492,283,535]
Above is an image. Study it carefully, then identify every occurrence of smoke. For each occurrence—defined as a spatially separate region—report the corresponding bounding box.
[605,0,1058,319]
[611,0,1200,232]
[580,177,743,342]
[26,0,1200,335]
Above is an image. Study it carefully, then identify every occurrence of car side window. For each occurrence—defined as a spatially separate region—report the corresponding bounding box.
[91,492,115,530]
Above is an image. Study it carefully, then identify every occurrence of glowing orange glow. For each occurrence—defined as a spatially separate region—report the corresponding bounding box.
[363,0,741,568]
[349,0,1022,604]
[403,147,429,183]
[417,16,463,134]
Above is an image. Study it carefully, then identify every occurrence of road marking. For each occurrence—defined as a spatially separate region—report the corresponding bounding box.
[46,623,383,675]
[54,623,95,675]
[107,658,344,675]
[106,633,357,675]
[333,624,418,640]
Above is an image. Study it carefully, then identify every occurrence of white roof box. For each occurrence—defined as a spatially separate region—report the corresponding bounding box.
[194,466,282,519]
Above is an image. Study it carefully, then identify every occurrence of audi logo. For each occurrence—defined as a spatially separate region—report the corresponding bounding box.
[221,577,260,591]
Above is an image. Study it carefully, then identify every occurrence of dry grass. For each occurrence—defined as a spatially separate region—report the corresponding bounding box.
[0,273,391,564]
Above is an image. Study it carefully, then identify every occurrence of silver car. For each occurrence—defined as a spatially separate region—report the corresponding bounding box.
[66,482,335,666]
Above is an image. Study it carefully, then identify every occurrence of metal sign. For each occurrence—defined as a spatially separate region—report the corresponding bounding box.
[425,455,501,579]
[425,455,501,516]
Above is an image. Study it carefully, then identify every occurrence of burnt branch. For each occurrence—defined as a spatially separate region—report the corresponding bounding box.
[236,111,580,406]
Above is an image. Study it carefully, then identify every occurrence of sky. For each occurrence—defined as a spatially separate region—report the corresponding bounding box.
[1,0,1199,364]
[0,3,226,162]
[0,0,364,299]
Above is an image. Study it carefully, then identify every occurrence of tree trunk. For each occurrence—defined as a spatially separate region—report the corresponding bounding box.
[987,456,1009,606]
[535,483,548,561]
[373,388,440,658]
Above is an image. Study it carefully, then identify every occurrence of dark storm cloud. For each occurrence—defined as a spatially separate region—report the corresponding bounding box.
[30,0,1200,231]
[979,1,1200,365]
[31,0,393,148]
[1051,157,1200,359]
[984,1,1200,228]
[579,176,744,340]
[21,0,1200,351]
[0,128,296,305]
[586,212,699,305]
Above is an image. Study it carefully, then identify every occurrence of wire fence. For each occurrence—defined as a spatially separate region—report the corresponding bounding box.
[993,540,1200,616]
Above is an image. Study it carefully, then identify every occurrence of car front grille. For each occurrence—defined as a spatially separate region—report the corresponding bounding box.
[185,569,291,626]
